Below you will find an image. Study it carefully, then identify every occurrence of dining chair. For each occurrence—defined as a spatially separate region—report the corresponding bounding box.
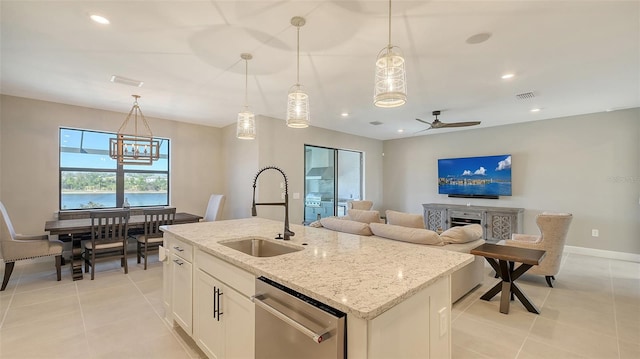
[0,201,63,291]
[83,209,130,280]
[203,194,225,222]
[136,207,176,269]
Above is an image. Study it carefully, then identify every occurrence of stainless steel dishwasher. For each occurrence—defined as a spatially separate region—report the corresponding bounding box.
[254,276,346,359]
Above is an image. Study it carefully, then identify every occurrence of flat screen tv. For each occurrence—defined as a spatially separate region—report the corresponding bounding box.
[438,154,512,199]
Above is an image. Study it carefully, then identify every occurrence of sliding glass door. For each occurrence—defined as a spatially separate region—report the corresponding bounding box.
[304,145,363,224]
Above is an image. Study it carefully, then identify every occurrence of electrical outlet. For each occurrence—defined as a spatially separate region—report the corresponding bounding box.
[591,229,599,237]
[292,192,300,200]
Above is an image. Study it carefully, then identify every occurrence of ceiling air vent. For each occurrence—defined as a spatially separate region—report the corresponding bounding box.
[515,91,536,100]
[369,121,383,126]
[110,75,144,87]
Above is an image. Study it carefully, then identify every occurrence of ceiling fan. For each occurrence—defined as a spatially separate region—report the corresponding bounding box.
[415,111,481,133]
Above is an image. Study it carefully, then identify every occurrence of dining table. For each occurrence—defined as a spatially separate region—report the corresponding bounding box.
[45,212,202,280]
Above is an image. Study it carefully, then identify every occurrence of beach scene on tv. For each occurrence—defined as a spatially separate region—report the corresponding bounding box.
[438,154,512,196]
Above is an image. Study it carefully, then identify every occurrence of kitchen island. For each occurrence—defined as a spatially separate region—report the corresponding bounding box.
[161,217,473,358]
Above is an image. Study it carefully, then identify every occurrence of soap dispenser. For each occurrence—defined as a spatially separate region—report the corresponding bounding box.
[123,197,130,209]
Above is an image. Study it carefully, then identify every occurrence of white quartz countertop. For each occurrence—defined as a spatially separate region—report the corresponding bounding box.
[162,217,473,320]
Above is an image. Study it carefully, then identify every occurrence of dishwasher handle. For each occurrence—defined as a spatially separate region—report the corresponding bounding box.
[252,295,329,344]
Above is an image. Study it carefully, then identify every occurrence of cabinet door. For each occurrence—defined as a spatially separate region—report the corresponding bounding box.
[486,212,516,241]
[194,270,224,359]
[171,253,193,335]
[424,208,447,231]
[223,286,255,359]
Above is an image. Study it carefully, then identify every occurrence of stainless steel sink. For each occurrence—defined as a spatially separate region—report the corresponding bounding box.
[220,238,303,257]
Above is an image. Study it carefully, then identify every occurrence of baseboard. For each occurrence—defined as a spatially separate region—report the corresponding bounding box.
[564,245,640,263]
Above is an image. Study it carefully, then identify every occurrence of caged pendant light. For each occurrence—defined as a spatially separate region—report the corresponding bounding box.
[236,53,256,140]
[286,16,310,128]
[374,0,407,108]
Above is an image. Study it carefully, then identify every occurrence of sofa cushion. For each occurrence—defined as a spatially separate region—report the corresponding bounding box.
[385,210,425,229]
[320,217,372,236]
[370,223,443,245]
[440,224,483,244]
[347,209,382,224]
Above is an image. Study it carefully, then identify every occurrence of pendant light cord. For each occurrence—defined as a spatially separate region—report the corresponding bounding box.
[296,25,300,86]
[388,0,392,48]
[244,58,249,108]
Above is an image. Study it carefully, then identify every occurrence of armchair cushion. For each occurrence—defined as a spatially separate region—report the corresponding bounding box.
[440,224,483,244]
[370,223,443,245]
[347,209,382,224]
[385,210,425,229]
[1,237,63,262]
[319,217,372,236]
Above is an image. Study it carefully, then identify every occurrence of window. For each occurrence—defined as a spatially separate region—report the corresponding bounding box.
[59,128,169,210]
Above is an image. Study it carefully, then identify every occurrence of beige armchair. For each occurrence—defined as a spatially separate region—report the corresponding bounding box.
[500,212,573,287]
[346,200,373,211]
[1,201,63,291]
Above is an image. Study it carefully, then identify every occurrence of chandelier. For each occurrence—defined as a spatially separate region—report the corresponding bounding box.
[109,95,160,165]
[374,0,407,108]
[286,16,310,128]
[237,53,256,139]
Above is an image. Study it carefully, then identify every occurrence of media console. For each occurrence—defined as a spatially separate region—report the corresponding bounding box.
[422,203,524,242]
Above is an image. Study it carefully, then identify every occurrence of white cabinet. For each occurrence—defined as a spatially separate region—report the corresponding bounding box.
[193,249,255,359]
[170,236,194,335]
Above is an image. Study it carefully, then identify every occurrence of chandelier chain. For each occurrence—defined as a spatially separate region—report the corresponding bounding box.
[296,25,300,86]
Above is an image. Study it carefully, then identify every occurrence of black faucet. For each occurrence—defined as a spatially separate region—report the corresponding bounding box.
[251,166,295,240]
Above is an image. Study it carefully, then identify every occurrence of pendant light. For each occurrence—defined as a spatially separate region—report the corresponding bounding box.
[374,0,407,108]
[109,95,160,165]
[236,53,256,140]
[286,16,310,128]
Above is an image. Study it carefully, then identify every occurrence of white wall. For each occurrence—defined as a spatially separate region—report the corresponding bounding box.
[382,109,640,255]
[221,116,384,226]
[0,95,222,235]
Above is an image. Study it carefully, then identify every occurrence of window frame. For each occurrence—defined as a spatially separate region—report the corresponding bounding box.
[58,127,170,211]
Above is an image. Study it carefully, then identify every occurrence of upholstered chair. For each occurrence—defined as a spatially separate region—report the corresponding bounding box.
[203,194,225,222]
[0,201,63,291]
[346,200,373,211]
[500,212,573,287]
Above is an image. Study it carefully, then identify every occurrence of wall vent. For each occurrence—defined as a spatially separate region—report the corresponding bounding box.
[515,91,535,100]
[369,121,383,126]
[110,75,144,87]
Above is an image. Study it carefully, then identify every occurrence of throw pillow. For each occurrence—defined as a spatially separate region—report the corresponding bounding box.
[347,209,382,224]
[370,223,443,245]
[385,210,425,229]
[440,224,483,244]
[320,217,373,236]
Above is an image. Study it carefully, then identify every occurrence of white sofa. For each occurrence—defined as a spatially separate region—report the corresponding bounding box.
[314,210,485,303]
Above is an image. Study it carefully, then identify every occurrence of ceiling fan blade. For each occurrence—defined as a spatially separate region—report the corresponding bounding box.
[415,118,432,125]
[413,128,430,135]
[439,121,481,128]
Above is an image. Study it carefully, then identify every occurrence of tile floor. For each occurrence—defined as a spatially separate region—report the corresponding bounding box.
[1,252,638,358]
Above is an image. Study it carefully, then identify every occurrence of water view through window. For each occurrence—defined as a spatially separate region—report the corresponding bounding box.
[59,128,169,210]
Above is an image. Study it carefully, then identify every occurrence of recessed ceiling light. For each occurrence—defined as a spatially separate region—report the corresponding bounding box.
[466,32,492,44]
[501,73,515,79]
[397,129,404,133]
[530,108,541,113]
[341,112,349,117]
[90,14,110,25]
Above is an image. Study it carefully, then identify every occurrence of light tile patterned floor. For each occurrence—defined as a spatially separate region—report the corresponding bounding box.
[1,252,638,358]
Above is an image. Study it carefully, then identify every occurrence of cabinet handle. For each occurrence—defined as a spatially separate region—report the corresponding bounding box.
[173,259,184,266]
[213,287,223,321]
[173,246,184,252]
